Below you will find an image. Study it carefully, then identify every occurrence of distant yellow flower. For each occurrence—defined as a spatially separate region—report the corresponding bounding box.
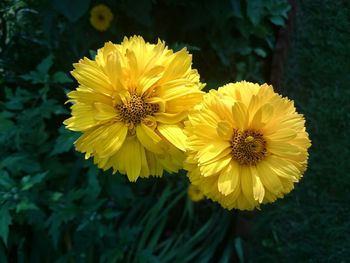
[185,81,311,210]
[90,4,114,31]
[64,36,204,181]
[187,184,205,202]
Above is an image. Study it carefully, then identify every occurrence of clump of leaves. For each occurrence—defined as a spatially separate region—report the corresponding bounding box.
[0,0,290,262]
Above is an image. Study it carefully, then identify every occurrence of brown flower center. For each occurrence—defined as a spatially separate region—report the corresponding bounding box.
[117,94,159,125]
[231,129,267,165]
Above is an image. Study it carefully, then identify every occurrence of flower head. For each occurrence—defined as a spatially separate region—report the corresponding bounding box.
[90,4,114,31]
[64,36,204,181]
[187,184,205,202]
[185,81,311,210]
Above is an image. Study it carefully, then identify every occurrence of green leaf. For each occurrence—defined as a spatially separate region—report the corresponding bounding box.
[52,72,73,84]
[230,0,242,17]
[52,0,91,22]
[246,0,264,25]
[20,55,53,84]
[269,16,286,26]
[267,2,291,18]
[16,199,39,213]
[36,55,54,76]
[20,172,48,191]
[0,171,15,190]
[0,155,26,170]
[101,247,124,263]
[218,237,233,263]
[137,249,161,263]
[20,71,46,84]
[46,199,80,247]
[254,48,267,57]
[51,127,79,155]
[4,88,33,110]
[102,210,121,220]
[234,237,244,263]
[40,99,67,117]
[0,153,41,174]
[0,113,14,132]
[85,166,101,201]
[50,192,63,201]
[0,204,12,247]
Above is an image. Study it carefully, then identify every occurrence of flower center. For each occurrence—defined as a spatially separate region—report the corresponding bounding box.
[117,94,159,125]
[230,129,267,166]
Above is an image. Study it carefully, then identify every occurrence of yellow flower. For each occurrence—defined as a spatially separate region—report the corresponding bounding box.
[64,36,204,181]
[90,4,114,31]
[184,81,311,210]
[187,184,205,202]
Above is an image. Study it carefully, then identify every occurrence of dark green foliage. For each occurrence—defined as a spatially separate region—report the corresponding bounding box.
[247,0,350,261]
[0,0,288,262]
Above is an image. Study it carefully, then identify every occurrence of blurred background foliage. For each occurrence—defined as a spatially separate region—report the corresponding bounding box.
[3,0,348,262]
[0,0,289,261]
[247,0,350,261]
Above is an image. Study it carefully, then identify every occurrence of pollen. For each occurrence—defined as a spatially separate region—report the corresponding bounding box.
[117,94,159,125]
[231,129,267,166]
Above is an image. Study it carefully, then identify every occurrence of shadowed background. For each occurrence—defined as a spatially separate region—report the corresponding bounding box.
[0,0,349,262]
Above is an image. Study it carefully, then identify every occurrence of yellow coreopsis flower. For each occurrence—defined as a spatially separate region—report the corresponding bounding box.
[184,81,311,210]
[64,36,204,181]
[187,184,205,202]
[90,4,114,31]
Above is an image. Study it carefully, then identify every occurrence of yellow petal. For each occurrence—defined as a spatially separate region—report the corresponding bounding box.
[199,154,231,177]
[75,125,106,156]
[218,162,240,196]
[103,49,125,91]
[145,151,163,176]
[216,120,233,140]
[139,144,150,177]
[165,94,203,113]
[136,123,165,154]
[265,129,297,141]
[72,58,112,96]
[154,111,188,124]
[126,49,139,83]
[67,89,112,105]
[212,96,235,122]
[256,160,283,195]
[262,189,278,203]
[250,103,274,129]
[240,166,255,206]
[250,166,265,203]
[95,122,128,157]
[64,104,98,131]
[159,84,203,101]
[157,143,184,172]
[140,66,164,94]
[231,101,248,129]
[93,102,117,121]
[247,95,260,116]
[236,194,254,211]
[265,156,299,182]
[267,141,301,158]
[197,141,231,164]
[157,124,187,151]
[95,41,112,67]
[160,49,191,83]
[122,136,142,182]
